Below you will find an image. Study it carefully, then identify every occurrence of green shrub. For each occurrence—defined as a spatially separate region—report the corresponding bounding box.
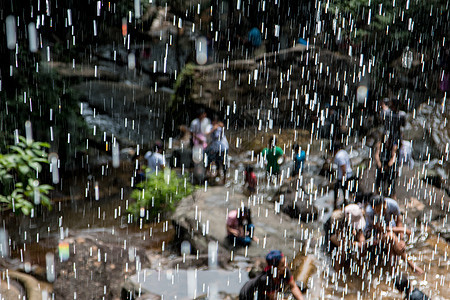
[128,169,193,219]
[0,136,53,215]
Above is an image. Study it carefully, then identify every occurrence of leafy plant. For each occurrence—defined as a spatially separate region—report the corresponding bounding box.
[0,71,88,167]
[128,169,193,219]
[0,136,53,215]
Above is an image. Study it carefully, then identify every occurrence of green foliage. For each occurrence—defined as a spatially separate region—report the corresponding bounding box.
[0,136,53,215]
[0,71,88,165]
[128,169,193,219]
[325,0,448,47]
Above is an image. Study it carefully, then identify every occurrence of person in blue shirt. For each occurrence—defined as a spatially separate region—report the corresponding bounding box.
[291,144,305,177]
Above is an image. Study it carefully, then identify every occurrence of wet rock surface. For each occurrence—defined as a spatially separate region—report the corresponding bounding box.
[53,232,150,300]
[171,186,305,260]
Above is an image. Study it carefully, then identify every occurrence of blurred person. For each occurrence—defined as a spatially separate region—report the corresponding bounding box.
[261,136,285,176]
[394,273,429,300]
[380,97,392,120]
[226,206,258,246]
[144,141,165,173]
[398,140,414,177]
[324,209,346,271]
[324,205,366,271]
[190,108,210,149]
[374,133,398,199]
[239,250,304,300]
[344,204,366,254]
[291,144,306,177]
[365,196,423,274]
[134,157,147,185]
[205,115,228,184]
[244,165,257,196]
[332,142,353,209]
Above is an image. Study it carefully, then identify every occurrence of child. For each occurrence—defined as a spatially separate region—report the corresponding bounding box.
[292,144,306,177]
[244,165,257,195]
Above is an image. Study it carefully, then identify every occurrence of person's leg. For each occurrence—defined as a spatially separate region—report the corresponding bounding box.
[334,181,340,209]
[235,236,251,246]
[227,234,236,247]
[375,168,383,195]
[213,150,225,184]
[219,150,227,184]
[247,224,255,239]
[342,179,349,207]
[387,166,397,199]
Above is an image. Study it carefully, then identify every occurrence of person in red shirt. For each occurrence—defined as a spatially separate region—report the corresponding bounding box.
[244,165,257,195]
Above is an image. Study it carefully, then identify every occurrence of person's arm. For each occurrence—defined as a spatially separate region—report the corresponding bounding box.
[204,123,220,135]
[226,225,240,237]
[329,233,340,247]
[277,147,286,164]
[159,156,165,169]
[261,149,268,165]
[289,278,304,300]
[388,144,398,167]
[354,230,366,252]
[392,213,407,238]
[251,234,259,243]
[374,142,382,168]
[340,164,346,179]
[388,226,411,236]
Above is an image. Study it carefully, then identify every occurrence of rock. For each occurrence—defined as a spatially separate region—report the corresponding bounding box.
[0,278,24,299]
[171,186,306,260]
[292,255,316,292]
[53,233,149,300]
[7,270,51,300]
[275,183,319,222]
[406,197,425,221]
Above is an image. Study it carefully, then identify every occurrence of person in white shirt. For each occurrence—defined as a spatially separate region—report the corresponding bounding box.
[333,142,353,209]
[189,108,210,149]
[144,141,165,173]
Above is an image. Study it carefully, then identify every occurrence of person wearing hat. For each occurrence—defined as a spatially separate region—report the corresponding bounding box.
[365,196,424,274]
[239,250,304,300]
[394,273,429,300]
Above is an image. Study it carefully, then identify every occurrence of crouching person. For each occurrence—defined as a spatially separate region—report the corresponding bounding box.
[226,206,258,247]
[239,250,304,300]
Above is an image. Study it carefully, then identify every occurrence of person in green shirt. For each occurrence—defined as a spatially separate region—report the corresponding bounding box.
[261,136,285,175]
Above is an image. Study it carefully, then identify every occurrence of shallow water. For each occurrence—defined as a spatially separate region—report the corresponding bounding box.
[131,268,249,299]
